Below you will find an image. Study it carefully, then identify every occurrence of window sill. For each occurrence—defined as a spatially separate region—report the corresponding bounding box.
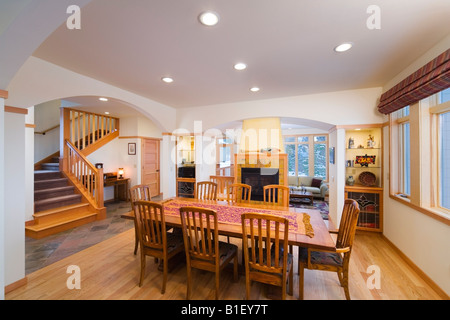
[389,194,450,226]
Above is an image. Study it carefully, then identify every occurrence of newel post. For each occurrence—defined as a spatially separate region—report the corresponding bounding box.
[60,108,71,171]
[96,167,104,208]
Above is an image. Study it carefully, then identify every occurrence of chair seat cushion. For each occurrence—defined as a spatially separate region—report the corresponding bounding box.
[218,241,238,263]
[165,232,185,253]
[192,240,237,264]
[248,248,293,270]
[299,247,343,267]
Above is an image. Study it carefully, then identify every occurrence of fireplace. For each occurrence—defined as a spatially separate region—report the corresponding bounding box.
[241,167,279,201]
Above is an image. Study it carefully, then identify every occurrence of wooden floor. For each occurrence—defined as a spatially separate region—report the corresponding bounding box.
[6,228,444,300]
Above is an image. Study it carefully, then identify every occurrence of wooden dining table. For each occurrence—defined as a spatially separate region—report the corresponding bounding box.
[121,197,335,252]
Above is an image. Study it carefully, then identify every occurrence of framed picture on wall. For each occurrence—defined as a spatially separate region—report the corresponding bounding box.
[128,143,136,155]
[329,147,335,164]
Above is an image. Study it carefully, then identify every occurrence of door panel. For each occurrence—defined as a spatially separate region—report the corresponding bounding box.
[141,138,160,197]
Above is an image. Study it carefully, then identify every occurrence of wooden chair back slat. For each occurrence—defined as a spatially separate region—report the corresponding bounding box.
[227,183,252,203]
[195,181,218,201]
[263,185,290,207]
[180,207,219,263]
[210,176,234,200]
[242,213,289,274]
[336,199,360,250]
[133,201,165,250]
[129,184,152,210]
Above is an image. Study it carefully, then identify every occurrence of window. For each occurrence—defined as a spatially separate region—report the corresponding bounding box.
[390,88,450,219]
[283,134,328,179]
[216,137,234,169]
[401,122,411,195]
[440,87,450,103]
[439,111,450,209]
[393,106,411,196]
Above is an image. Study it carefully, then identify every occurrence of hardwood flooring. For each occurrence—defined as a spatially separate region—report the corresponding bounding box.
[6,227,444,300]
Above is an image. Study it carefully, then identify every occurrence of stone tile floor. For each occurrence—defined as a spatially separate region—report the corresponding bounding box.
[25,200,135,275]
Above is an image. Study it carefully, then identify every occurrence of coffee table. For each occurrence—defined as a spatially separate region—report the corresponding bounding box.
[289,190,314,205]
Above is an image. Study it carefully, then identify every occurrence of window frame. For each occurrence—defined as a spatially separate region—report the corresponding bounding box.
[389,91,450,224]
[283,133,329,180]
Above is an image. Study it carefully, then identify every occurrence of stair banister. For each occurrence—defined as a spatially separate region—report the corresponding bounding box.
[64,139,104,208]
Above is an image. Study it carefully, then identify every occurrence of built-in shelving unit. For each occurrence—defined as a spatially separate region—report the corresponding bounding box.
[176,135,196,198]
[344,126,383,232]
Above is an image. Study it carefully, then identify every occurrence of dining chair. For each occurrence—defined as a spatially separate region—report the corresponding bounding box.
[129,184,153,255]
[133,200,184,293]
[195,181,218,201]
[241,213,293,300]
[179,206,238,300]
[227,183,252,203]
[263,184,290,207]
[210,176,234,200]
[298,199,360,300]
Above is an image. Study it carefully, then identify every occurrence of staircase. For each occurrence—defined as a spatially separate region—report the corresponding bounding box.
[26,108,118,239]
[26,170,98,239]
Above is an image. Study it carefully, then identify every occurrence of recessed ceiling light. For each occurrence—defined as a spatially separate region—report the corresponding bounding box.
[250,87,260,92]
[104,112,110,115]
[99,97,108,101]
[162,77,174,83]
[198,11,219,26]
[334,42,353,53]
[234,63,247,71]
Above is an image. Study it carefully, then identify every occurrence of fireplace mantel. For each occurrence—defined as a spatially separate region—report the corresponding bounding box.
[234,153,288,187]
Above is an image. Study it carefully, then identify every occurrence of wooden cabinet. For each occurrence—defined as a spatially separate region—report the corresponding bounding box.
[345,126,383,232]
[176,135,196,198]
[345,186,383,232]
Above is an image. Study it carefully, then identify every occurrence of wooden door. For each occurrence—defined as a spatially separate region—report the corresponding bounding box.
[141,138,160,197]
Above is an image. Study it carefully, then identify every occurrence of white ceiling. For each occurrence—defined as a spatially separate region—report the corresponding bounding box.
[32,0,450,111]
[62,96,144,117]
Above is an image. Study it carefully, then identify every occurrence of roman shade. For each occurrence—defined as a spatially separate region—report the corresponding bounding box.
[377,49,450,115]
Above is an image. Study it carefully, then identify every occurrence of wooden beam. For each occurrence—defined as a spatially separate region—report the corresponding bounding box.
[5,105,28,115]
[0,89,8,99]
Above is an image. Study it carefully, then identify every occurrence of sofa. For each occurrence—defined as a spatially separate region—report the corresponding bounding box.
[288,176,329,199]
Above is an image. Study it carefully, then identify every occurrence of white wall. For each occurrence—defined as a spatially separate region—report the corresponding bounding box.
[25,107,35,223]
[381,36,450,295]
[6,56,176,133]
[177,87,384,131]
[4,111,26,289]
[34,100,60,162]
[0,98,5,299]
[383,128,450,295]
[87,115,164,201]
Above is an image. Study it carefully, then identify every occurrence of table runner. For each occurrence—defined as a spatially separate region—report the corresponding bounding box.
[162,199,314,238]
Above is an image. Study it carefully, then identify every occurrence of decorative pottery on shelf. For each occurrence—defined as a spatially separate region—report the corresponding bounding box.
[355,154,376,167]
[359,171,377,186]
[346,176,355,186]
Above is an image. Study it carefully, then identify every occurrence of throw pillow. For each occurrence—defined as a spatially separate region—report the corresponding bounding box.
[311,178,322,188]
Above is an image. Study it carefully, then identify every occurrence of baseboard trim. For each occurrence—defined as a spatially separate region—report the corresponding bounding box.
[5,277,28,295]
[382,234,449,300]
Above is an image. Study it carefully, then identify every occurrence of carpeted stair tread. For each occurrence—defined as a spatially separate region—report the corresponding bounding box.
[34,186,75,200]
[34,178,69,190]
[34,194,82,212]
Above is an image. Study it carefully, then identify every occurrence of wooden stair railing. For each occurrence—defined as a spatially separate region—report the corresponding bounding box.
[63,139,104,209]
[61,108,120,156]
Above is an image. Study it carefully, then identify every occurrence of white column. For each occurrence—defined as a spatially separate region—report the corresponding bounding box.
[328,128,346,226]
[0,97,5,300]
[161,134,176,199]
[4,110,26,291]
